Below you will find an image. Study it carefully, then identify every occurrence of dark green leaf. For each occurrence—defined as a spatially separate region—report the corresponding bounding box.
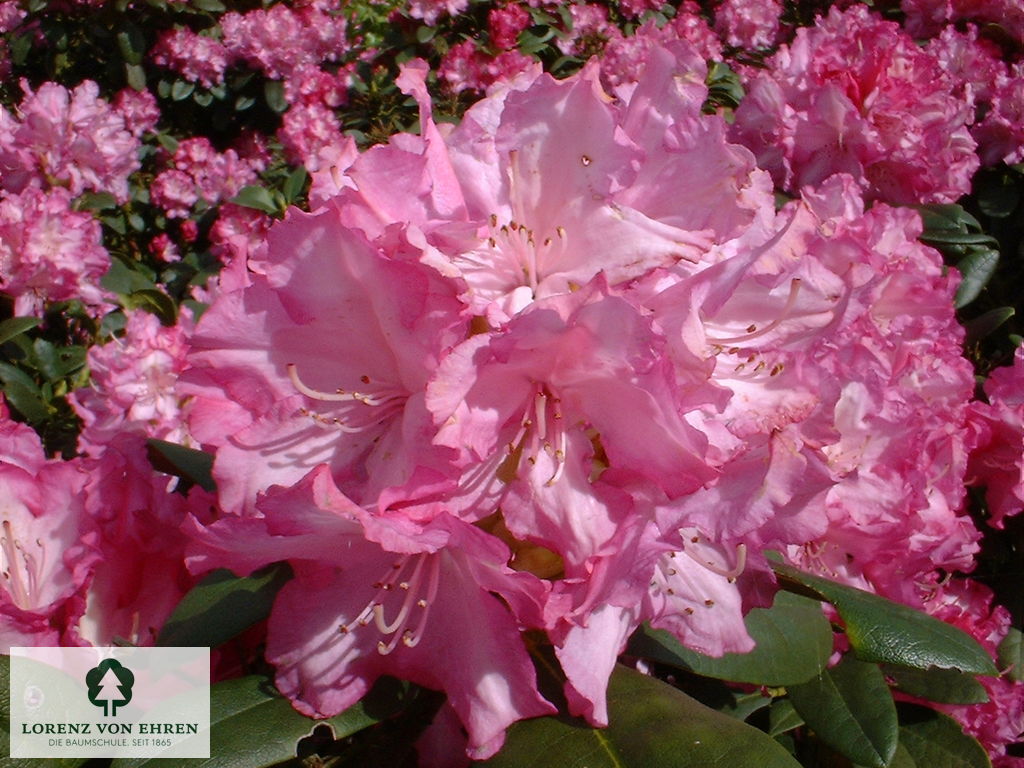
[923,231,998,247]
[720,691,772,722]
[123,289,177,325]
[116,24,145,64]
[767,698,803,737]
[0,656,90,768]
[954,249,1000,308]
[102,259,157,295]
[976,178,1020,218]
[146,439,216,492]
[282,166,309,204]
[415,24,436,42]
[75,190,118,211]
[192,0,226,11]
[234,95,255,111]
[156,133,180,154]
[158,564,292,647]
[264,80,288,114]
[965,307,1015,344]
[915,204,982,233]
[771,561,998,675]
[997,628,1023,683]
[883,665,988,705]
[193,91,213,107]
[111,674,407,768]
[481,665,802,768]
[171,80,196,101]
[896,704,991,768]
[0,317,40,346]
[1,378,49,422]
[788,656,897,768]
[628,591,832,686]
[231,185,280,215]
[32,339,86,381]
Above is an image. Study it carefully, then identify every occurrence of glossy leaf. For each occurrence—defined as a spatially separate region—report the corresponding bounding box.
[788,656,898,768]
[231,185,280,215]
[110,674,408,768]
[0,317,41,346]
[0,656,90,768]
[771,561,998,675]
[628,591,832,686]
[157,563,292,647]
[997,628,1023,683]
[146,439,216,491]
[264,80,288,114]
[954,249,999,308]
[767,699,804,737]
[896,704,992,768]
[965,307,1015,344]
[883,665,989,705]
[481,665,802,768]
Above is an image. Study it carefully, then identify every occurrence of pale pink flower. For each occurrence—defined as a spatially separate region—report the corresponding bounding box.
[0,186,111,316]
[405,0,469,25]
[113,87,161,137]
[0,80,141,201]
[902,0,1024,45]
[180,204,468,513]
[221,4,348,80]
[278,102,346,171]
[0,411,99,649]
[713,0,782,49]
[71,309,195,456]
[973,64,1024,167]
[75,435,211,646]
[186,466,554,759]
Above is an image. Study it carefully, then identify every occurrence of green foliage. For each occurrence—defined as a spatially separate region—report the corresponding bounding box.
[627,591,833,686]
[772,560,998,675]
[480,665,803,768]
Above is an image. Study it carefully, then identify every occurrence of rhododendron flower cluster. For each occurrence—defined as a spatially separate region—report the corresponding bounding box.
[179,46,1021,759]
[1,0,1023,765]
[731,5,979,205]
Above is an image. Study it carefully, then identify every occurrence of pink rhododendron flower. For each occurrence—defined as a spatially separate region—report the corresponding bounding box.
[406,0,469,25]
[151,137,263,217]
[183,45,1010,755]
[186,466,554,759]
[113,87,161,137]
[71,309,195,456]
[0,80,141,202]
[973,64,1024,167]
[927,580,1024,766]
[0,186,111,316]
[731,5,978,205]
[902,0,1024,45]
[75,435,212,646]
[151,27,230,88]
[713,0,782,49]
[0,406,99,649]
[181,203,468,513]
[221,3,348,80]
[967,347,1024,527]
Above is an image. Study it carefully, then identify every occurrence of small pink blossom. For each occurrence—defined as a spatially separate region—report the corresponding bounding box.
[0,186,111,315]
[488,4,531,50]
[113,87,161,137]
[71,309,195,455]
[151,27,230,88]
[0,414,99,649]
[731,6,979,205]
[221,4,348,80]
[186,467,554,759]
[967,347,1024,527]
[713,0,782,49]
[0,80,141,202]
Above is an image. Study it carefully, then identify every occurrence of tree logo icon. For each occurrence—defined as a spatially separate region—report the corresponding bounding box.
[86,659,135,716]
